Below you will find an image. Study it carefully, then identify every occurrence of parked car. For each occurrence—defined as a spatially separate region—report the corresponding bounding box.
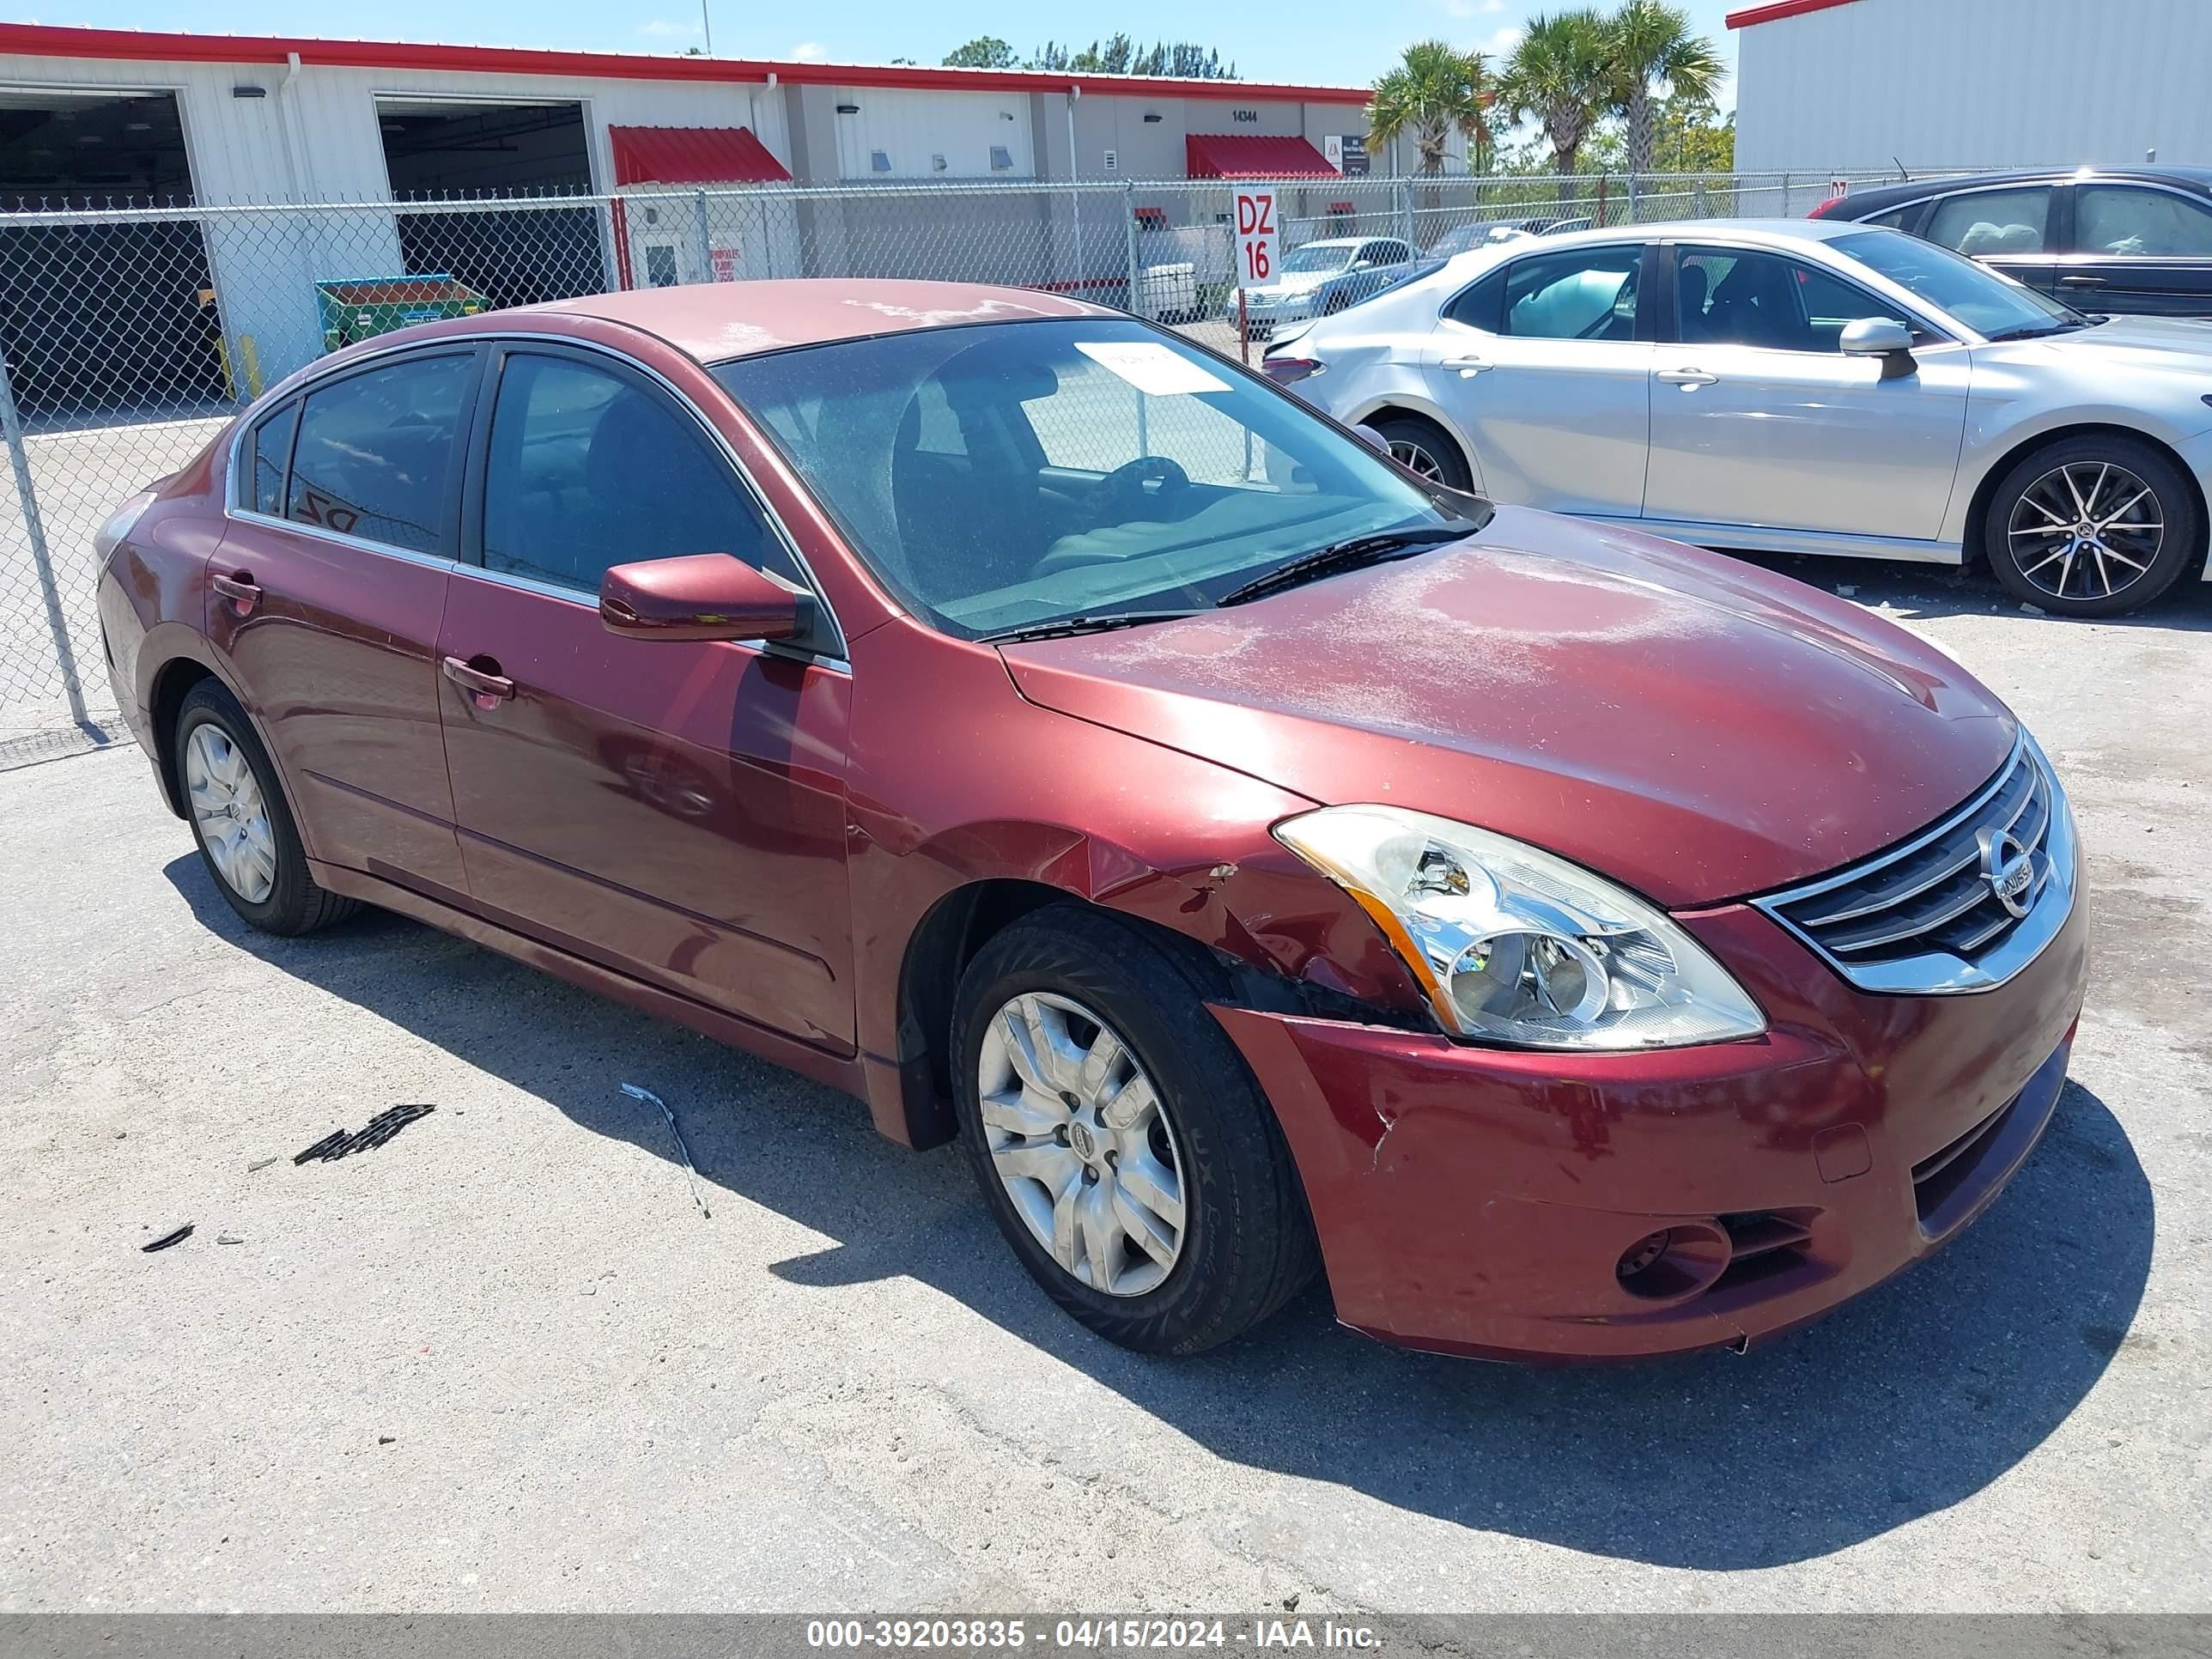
[1425,216,1594,260]
[1225,235,1414,337]
[98,279,2084,1362]
[1816,166,2212,318]
[1269,217,2212,616]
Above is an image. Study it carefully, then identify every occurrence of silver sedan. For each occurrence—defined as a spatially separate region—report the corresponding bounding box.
[1269,218,2212,616]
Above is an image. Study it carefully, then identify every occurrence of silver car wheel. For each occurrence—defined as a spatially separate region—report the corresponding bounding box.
[2007,459,2165,603]
[977,992,1187,1297]
[184,723,276,904]
[1389,439,1445,481]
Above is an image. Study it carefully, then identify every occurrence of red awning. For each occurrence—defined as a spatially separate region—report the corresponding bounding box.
[610,125,791,186]
[1184,133,1340,180]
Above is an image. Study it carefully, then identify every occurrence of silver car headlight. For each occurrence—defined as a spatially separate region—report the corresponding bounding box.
[1274,805,1767,1049]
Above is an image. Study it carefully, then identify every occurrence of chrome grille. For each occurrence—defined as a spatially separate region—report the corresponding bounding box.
[1755,740,2075,995]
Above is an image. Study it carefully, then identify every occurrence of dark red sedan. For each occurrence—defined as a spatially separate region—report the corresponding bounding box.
[94,280,2087,1360]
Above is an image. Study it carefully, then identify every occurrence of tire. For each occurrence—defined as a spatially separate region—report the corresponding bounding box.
[951,906,1320,1354]
[174,679,360,937]
[1370,414,1474,491]
[1983,434,2201,617]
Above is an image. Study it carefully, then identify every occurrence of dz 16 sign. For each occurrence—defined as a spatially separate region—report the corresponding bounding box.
[1235,186,1279,288]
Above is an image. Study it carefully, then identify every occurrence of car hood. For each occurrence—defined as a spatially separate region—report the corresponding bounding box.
[1000,507,2016,908]
[2033,313,2212,370]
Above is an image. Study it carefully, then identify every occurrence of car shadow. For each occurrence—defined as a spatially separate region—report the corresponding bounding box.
[163,854,2154,1573]
[1735,548,2212,631]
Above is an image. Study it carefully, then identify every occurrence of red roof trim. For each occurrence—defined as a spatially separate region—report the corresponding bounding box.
[610,125,790,186]
[1726,0,1862,27]
[1185,133,1341,180]
[0,22,1372,104]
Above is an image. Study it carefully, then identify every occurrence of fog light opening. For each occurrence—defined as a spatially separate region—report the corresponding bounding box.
[1613,1220,1730,1301]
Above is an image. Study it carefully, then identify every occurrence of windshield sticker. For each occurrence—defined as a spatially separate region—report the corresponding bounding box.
[1074,341,1231,396]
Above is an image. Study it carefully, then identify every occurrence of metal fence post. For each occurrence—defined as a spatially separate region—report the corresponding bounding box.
[1397,175,1415,249]
[1122,179,1141,316]
[0,349,88,727]
[693,189,713,283]
[1628,172,1641,223]
[1694,176,1709,218]
[1781,171,1791,216]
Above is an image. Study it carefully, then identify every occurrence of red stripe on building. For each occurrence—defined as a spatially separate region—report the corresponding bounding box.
[1726,0,1863,27]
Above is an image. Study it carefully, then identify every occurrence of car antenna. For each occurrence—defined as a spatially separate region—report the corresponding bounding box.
[1893,155,1910,180]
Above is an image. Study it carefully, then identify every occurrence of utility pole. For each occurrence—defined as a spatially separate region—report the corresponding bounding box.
[700,0,714,54]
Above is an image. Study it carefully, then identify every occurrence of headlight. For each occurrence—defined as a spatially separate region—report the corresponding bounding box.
[1273,805,1766,1049]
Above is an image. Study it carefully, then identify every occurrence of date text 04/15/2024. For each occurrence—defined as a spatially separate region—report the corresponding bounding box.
[804,1619,1384,1650]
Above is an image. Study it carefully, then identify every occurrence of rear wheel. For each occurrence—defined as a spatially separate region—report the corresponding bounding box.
[175,680,359,936]
[1984,434,2200,617]
[952,907,1319,1354]
[1370,414,1474,491]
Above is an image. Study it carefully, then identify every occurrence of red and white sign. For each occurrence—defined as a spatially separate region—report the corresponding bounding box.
[710,243,742,283]
[1235,186,1279,289]
[1826,178,1850,200]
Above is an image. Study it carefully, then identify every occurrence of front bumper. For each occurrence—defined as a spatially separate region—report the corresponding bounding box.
[1211,878,2088,1362]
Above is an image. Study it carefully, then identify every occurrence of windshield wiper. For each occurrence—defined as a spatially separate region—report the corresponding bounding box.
[1984,318,2092,342]
[1215,526,1472,607]
[981,608,1204,645]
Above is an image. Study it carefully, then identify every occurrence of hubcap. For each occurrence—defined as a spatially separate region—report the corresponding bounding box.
[2007,459,2164,603]
[1389,439,1444,481]
[184,724,276,904]
[977,993,1187,1297]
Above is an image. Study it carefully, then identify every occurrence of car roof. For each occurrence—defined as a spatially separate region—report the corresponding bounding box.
[1837,165,2212,213]
[515,278,1119,364]
[1493,216,1879,252]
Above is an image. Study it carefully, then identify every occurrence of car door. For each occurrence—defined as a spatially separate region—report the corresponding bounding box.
[2057,181,2212,316]
[208,347,482,891]
[1419,240,1655,516]
[1918,184,2061,298]
[1642,242,1970,545]
[435,343,856,1051]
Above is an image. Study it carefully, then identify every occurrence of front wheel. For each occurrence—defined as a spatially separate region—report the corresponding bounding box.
[1984,435,2201,617]
[952,908,1319,1354]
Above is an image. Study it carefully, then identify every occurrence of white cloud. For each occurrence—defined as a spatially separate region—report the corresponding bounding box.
[1431,0,1506,15]
[790,41,830,62]
[635,18,699,36]
[1480,23,1524,56]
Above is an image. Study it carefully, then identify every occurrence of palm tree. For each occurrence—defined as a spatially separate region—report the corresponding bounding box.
[1608,1,1724,176]
[1497,9,1613,179]
[1367,41,1492,182]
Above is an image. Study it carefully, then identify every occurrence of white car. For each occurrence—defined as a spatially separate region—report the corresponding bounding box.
[1225,235,1414,337]
[1267,217,2212,616]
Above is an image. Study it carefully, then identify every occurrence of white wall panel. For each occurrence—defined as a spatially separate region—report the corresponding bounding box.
[828,86,1033,179]
[1737,0,2212,174]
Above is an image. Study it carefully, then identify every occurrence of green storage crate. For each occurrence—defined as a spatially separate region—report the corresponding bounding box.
[316,273,485,352]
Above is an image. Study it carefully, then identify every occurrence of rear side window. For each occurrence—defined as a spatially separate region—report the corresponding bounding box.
[287,355,474,555]
[2075,185,2212,257]
[1444,269,1506,331]
[1499,246,1641,340]
[480,352,799,595]
[1924,186,2051,256]
[248,401,298,517]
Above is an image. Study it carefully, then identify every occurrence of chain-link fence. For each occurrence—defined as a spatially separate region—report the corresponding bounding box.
[0,166,1969,744]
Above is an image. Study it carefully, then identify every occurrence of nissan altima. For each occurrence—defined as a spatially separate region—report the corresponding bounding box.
[1269,218,2212,617]
[96,280,2085,1360]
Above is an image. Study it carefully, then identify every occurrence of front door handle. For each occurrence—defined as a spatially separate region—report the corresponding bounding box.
[1439,354,1492,375]
[210,571,261,617]
[1657,368,1719,388]
[2058,274,2107,288]
[442,654,516,708]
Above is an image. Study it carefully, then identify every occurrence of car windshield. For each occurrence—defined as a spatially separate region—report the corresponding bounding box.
[1830,228,2082,338]
[714,319,1485,641]
[1278,244,1357,274]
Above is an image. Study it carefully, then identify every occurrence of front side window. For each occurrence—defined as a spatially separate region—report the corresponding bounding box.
[1924,186,2051,256]
[1832,228,2076,339]
[286,354,473,554]
[714,319,1481,641]
[1677,246,1917,351]
[1500,246,1641,340]
[481,352,799,595]
[248,400,299,517]
[2075,185,2212,257]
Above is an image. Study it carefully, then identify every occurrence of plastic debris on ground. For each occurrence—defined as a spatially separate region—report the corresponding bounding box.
[295,1104,436,1165]
[622,1084,713,1219]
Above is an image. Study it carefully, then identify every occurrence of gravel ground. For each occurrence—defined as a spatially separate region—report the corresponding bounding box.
[1,555,2207,1616]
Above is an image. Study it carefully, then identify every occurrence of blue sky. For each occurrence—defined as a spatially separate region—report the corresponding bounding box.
[25,0,1743,106]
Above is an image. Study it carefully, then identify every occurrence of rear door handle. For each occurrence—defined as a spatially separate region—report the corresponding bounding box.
[442,654,516,708]
[2057,275,2106,288]
[210,571,261,616]
[1657,368,1719,388]
[1439,354,1492,375]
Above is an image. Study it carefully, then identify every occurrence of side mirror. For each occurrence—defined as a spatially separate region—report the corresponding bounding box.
[1352,423,1392,456]
[1349,259,1373,271]
[1840,316,1917,377]
[600,553,811,643]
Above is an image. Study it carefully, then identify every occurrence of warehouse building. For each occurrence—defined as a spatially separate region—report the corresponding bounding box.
[0,22,1382,415]
[1732,0,2212,174]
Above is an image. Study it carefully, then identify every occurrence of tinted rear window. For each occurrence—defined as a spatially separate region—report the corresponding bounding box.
[249,401,298,517]
[286,354,473,555]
